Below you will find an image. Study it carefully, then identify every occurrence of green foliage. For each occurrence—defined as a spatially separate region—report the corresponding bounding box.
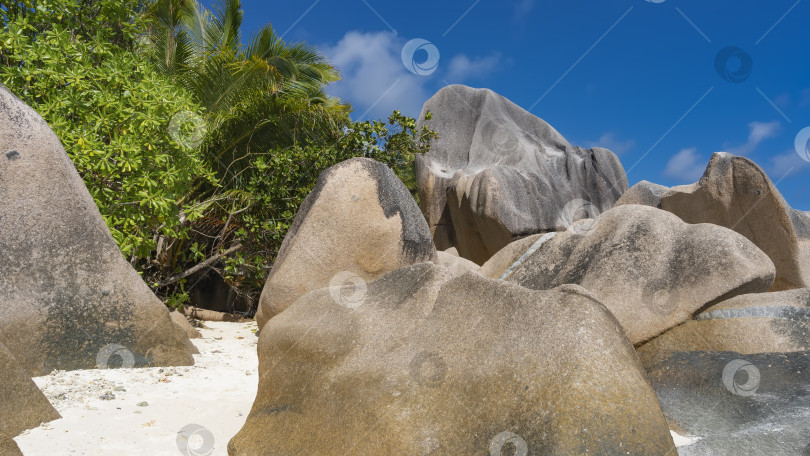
[0,0,215,268]
[0,0,437,314]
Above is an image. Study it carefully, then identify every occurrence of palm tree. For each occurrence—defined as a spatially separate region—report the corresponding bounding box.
[137,0,352,310]
[141,0,350,184]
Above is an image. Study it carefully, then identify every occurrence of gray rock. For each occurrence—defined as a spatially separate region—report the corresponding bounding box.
[639,288,810,355]
[502,204,776,344]
[434,249,479,277]
[627,153,810,291]
[614,180,669,207]
[642,350,810,455]
[230,264,676,455]
[255,158,436,329]
[416,85,628,265]
[0,85,194,375]
[0,341,60,437]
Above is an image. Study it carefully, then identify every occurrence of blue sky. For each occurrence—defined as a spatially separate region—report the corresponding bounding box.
[221,0,810,209]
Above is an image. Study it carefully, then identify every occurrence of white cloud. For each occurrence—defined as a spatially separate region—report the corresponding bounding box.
[582,132,636,155]
[663,148,706,182]
[321,31,433,120]
[724,120,781,156]
[446,53,502,82]
[768,150,810,177]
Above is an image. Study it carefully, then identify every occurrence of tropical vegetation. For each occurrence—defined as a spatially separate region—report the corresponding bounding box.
[0,0,436,313]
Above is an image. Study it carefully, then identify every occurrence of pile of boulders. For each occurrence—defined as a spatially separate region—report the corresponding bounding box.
[233,85,810,455]
[3,81,809,454]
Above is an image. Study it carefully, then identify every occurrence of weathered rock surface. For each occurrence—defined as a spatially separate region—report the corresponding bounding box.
[255,158,436,329]
[0,341,60,438]
[614,180,669,207]
[502,204,776,344]
[0,85,194,375]
[479,233,552,280]
[170,310,201,355]
[642,350,810,455]
[230,264,676,455]
[416,85,628,265]
[434,249,479,277]
[618,153,810,291]
[639,288,810,356]
[170,310,202,339]
[0,434,23,456]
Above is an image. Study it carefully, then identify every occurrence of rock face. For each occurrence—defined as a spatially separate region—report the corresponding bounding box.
[643,350,810,455]
[0,342,60,438]
[618,153,810,291]
[0,434,23,456]
[0,86,194,375]
[415,85,628,265]
[614,180,669,207]
[170,310,202,340]
[230,264,676,455]
[255,158,436,329]
[434,248,479,277]
[639,288,810,355]
[501,204,776,344]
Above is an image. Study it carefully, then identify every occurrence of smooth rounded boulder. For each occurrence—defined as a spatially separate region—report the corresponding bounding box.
[416,85,628,265]
[638,288,810,355]
[0,85,194,375]
[230,264,676,455]
[502,204,776,344]
[255,157,436,328]
[619,153,810,291]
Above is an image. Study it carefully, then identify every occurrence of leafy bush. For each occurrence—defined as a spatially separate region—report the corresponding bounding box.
[0,0,215,267]
[0,0,436,313]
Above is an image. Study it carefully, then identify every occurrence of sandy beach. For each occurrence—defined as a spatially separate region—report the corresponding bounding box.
[14,321,259,456]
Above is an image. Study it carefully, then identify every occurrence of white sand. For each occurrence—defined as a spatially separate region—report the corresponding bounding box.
[14,319,697,454]
[15,321,259,456]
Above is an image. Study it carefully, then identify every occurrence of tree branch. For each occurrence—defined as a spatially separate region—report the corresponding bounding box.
[157,244,242,288]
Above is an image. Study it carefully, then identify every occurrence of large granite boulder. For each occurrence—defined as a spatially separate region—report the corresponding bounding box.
[255,158,436,329]
[230,264,676,455]
[618,153,810,291]
[501,204,776,344]
[0,86,194,375]
[642,350,810,455]
[416,85,628,265]
[0,341,60,438]
[638,288,810,356]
